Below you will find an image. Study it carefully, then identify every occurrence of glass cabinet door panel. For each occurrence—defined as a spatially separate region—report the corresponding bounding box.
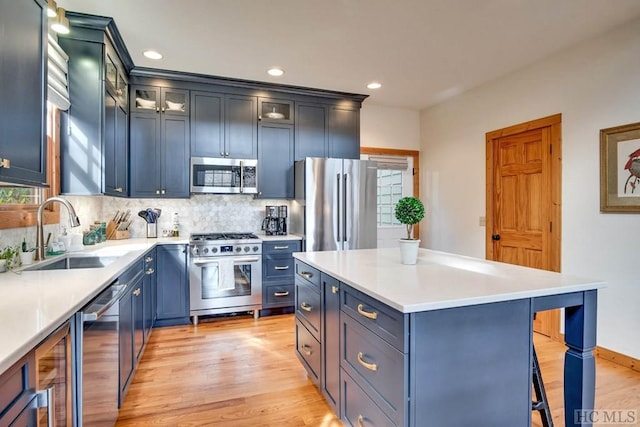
[259,98,293,124]
[162,89,189,115]
[134,87,159,111]
[105,54,117,90]
[117,70,128,108]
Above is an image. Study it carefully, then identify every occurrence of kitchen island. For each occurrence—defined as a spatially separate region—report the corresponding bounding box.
[293,248,605,427]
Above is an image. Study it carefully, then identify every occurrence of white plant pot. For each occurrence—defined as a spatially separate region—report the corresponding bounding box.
[0,259,6,273]
[399,239,420,265]
[20,251,34,266]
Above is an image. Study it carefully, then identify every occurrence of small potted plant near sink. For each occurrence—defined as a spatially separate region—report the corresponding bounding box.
[0,245,19,272]
[20,238,35,266]
[395,196,425,265]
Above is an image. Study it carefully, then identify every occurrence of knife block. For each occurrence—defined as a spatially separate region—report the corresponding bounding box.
[106,220,130,240]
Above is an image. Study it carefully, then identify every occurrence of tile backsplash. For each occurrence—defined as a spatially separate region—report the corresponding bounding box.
[0,195,289,250]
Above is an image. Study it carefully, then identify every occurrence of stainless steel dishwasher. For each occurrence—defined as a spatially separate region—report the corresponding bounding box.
[75,280,127,427]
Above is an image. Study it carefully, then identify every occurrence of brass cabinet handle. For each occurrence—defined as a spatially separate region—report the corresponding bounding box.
[155,190,161,194]
[300,302,312,312]
[274,291,290,297]
[155,106,160,113]
[300,271,313,280]
[146,268,154,275]
[357,304,378,320]
[357,414,365,427]
[274,265,289,270]
[133,288,141,297]
[357,352,377,372]
[273,245,289,250]
[0,158,10,169]
[301,344,312,356]
[115,187,123,192]
[145,256,153,263]
[331,285,339,294]
[161,189,166,195]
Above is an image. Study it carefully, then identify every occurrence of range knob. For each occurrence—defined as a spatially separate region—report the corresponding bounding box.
[211,247,218,253]
[235,246,242,253]
[252,246,259,252]
[192,247,200,256]
[203,247,209,254]
[243,246,250,252]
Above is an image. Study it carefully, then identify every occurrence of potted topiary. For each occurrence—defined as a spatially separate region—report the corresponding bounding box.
[394,196,425,264]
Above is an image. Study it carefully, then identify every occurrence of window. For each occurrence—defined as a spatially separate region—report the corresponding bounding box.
[0,103,60,230]
[377,169,404,226]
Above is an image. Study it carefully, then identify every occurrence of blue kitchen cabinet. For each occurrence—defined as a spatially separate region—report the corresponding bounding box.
[295,102,361,161]
[322,273,341,414]
[143,249,156,338]
[191,91,224,158]
[0,352,37,426]
[0,0,47,186]
[261,240,301,311]
[129,86,190,198]
[224,94,258,159]
[257,123,294,199]
[58,14,131,196]
[155,245,190,326]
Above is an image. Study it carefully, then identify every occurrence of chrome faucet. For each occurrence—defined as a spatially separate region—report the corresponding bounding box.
[35,197,81,261]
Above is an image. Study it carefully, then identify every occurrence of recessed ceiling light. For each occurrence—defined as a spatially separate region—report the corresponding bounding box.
[143,50,163,60]
[367,82,382,90]
[267,67,285,77]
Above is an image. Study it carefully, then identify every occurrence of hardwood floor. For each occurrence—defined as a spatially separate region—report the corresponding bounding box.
[117,314,640,426]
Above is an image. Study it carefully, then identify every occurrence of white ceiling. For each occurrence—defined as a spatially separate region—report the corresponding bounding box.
[58,0,640,110]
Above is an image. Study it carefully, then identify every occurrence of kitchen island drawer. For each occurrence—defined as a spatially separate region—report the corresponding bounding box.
[342,284,408,353]
[295,281,321,339]
[341,313,407,425]
[264,256,295,280]
[264,283,294,307]
[0,352,35,421]
[263,240,301,254]
[341,369,396,427]
[295,319,320,385]
[294,260,320,289]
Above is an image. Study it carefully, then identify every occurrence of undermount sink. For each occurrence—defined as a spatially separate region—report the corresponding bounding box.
[25,255,119,271]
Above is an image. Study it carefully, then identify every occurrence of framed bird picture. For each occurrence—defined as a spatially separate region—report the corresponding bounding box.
[600,121,640,212]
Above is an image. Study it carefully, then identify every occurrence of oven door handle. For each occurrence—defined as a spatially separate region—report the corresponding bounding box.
[193,257,260,267]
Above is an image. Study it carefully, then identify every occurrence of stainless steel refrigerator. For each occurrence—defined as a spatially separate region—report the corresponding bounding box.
[291,157,377,251]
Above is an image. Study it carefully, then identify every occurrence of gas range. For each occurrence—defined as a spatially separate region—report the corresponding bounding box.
[189,232,262,257]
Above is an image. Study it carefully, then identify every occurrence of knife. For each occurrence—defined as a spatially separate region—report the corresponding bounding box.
[113,210,120,222]
[121,209,131,224]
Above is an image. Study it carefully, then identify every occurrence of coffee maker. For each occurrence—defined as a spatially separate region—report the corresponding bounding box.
[276,205,287,235]
[261,206,279,235]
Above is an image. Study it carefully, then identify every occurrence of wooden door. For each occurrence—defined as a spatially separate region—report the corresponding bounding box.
[486,114,562,339]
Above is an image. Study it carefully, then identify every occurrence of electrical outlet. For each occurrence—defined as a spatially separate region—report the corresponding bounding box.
[479,216,486,226]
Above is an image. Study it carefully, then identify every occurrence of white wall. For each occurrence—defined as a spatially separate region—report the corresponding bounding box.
[420,18,640,359]
[361,104,420,150]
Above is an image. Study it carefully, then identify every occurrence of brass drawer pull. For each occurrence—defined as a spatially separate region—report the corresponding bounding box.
[146,268,154,275]
[133,288,141,297]
[331,285,339,294]
[274,291,290,297]
[301,344,312,356]
[273,245,289,250]
[274,266,290,270]
[357,304,378,320]
[300,271,313,280]
[357,414,365,427]
[300,302,312,312]
[357,352,377,371]
[145,256,153,263]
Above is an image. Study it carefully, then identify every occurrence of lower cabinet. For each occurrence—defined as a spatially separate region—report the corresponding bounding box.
[0,353,37,426]
[322,273,340,414]
[143,250,156,338]
[262,240,300,311]
[119,267,144,404]
[155,244,189,326]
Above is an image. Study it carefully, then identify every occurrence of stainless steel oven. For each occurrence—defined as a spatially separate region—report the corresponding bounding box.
[189,233,262,324]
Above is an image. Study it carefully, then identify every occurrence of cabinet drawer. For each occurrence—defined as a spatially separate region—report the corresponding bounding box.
[295,281,321,339]
[264,283,294,307]
[264,256,295,280]
[342,314,406,424]
[342,285,408,353]
[294,260,320,289]
[263,240,301,254]
[0,353,34,417]
[342,370,396,427]
[295,319,320,385]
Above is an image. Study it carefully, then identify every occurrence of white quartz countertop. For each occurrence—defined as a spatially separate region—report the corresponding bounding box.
[293,248,606,313]
[256,233,303,241]
[0,237,187,374]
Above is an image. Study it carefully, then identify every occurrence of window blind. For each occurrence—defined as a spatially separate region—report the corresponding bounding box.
[47,34,70,110]
[367,154,409,170]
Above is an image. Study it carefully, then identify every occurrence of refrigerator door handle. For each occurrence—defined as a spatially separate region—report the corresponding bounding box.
[336,173,341,243]
[343,173,349,243]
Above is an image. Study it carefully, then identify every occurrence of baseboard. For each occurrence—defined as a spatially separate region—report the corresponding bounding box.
[596,346,640,373]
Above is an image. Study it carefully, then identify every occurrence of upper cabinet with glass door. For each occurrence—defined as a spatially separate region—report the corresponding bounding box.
[104,44,128,108]
[258,98,293,124]
[132,86,189,116]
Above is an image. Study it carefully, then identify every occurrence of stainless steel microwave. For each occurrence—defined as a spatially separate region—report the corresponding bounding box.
[190,157,258,194]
